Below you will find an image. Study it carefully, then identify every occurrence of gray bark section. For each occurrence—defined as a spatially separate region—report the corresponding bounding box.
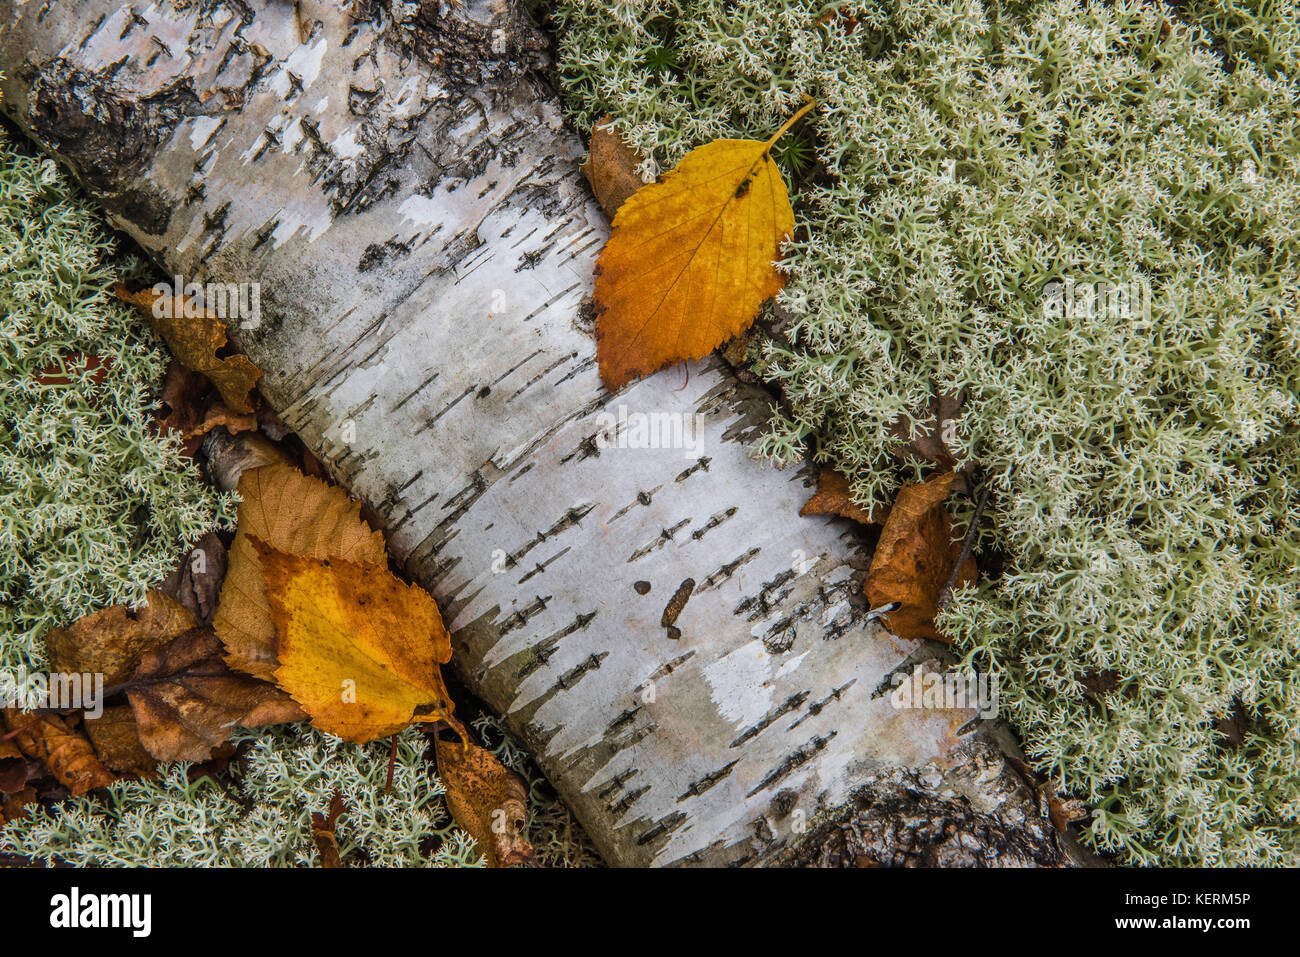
[1,0,1065,866]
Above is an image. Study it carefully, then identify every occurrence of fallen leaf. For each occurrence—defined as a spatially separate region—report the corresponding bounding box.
[1,708,115,795]
[581,115,648,217]
[886,391,965,472]
[864,472,977,642]
[115,284,262,413]
[1047,793,1090,831]
[0,786,38,825]
[593,102,814,390]
[46,590,195,686]
[214,461,386,680]
[83,705,157,777]
[0,739,30,793]
[47,589,302,763]
[33,353,112,387]
[255,541,460,743]
[435,734,534,867]
[156,361,214,456]
[158,531,228,625]
[1007,755,1090,834]
[310,790,347,868]
[186,402,258,443]
[122,626,305,762]
[800,469,885,525]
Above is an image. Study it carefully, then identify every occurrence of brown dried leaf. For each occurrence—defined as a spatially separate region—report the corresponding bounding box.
[156,361,212,456]
[435,735,534,868]
[0,739,30,793]
[0,786,38,825]
[83,705,157,777]
[310,791,347,868]
[187,402,258,443]
[581,115,648,217]
[800,469,885,525]
[214,461,387,680]
[46,590,196,686]
[158,531,228,625]
[123,627,305,762]
[864,472,977,642]
[1,708,115,795]
[886,391,964,471]
[115,284,262,413]
[1047,794,1090,831]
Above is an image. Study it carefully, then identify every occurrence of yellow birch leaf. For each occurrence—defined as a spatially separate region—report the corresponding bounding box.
[214,461,387,680]
[594,102,814,391]
[253,541,460,743]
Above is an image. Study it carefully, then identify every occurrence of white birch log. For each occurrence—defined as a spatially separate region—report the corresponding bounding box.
[0,0,1066,866]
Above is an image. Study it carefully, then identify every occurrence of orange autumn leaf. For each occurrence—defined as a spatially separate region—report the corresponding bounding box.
[114,284,262,413]
[864,472,977,642]
[435,734,535,868]
[253,541,462,744]
[593,102,814,391]
[800,469,885,526]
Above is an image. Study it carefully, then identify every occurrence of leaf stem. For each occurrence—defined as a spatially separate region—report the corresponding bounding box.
[937,478,993,612]
[766,97,818,149]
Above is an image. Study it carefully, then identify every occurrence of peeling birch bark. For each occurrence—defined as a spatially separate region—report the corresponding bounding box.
[0,0,1067,866]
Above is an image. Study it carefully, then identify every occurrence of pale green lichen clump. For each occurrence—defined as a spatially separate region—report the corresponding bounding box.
[0,127,235,671]
[553,0,1300,865]
[0,720,601,867]
[0,728,481,867]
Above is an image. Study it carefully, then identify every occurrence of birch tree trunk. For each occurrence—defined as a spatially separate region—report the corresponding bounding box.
[0,0,1068,866]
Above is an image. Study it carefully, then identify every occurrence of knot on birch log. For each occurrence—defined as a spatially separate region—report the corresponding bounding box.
[775,742,1067,868]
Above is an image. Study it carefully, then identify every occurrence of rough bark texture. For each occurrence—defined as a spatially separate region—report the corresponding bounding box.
[0,0,1069,866]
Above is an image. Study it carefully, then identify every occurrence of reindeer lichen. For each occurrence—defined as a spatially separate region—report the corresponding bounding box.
[0,127,235,672]
[0,728,482,867]
[553,0,1300,865]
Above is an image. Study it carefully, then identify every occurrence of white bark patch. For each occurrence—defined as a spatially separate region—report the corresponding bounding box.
[704,642,778,729]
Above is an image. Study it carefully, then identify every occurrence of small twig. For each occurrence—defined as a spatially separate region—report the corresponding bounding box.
[0,717,40,743]
[937,478,993,612]
[385,733,397,793]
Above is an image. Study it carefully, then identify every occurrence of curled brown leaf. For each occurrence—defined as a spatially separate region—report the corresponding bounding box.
[864,472,977,642]
[1,708,116,796]
[435,734,535,868]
